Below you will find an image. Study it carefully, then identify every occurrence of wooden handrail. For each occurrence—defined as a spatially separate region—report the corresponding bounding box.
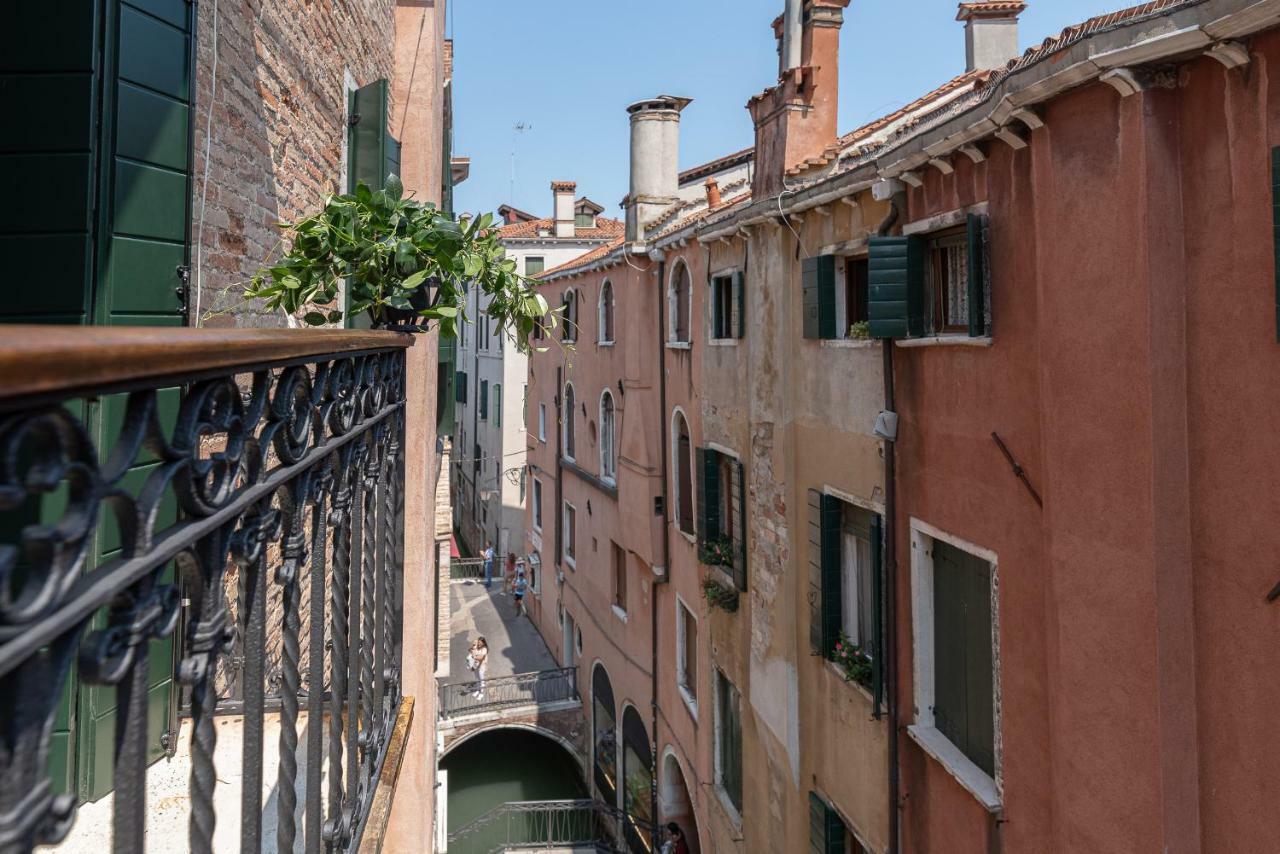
[0,326,415,400]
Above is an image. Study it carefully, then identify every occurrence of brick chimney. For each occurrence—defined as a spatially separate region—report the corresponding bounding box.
[552,181,577,238]
[705,178,722,209]
[624,95,692,243]
[748,0,851,199]
[957,1,1025,72]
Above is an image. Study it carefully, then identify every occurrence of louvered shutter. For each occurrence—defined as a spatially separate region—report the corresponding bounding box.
[734,460,748,591]
[479,380,488,419]
[733,271,746,338]
[455,372,467,403]
[870,513,885,717]
[808,793,847,854]
[349,79,389,193]
[696,448,721,547]
[807,490,824,654]
[820,494,843,658]
[966,213,988,337]
[802,256,837,339]
[868,235,925,339]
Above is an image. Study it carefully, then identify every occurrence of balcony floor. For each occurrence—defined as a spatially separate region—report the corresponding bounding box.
[446,579,559,681]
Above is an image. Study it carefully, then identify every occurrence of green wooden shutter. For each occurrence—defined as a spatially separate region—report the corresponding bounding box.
[820,494,843,658]
[696,448,721,546]
[479,380,488,419]
[807,490,824,654]
[493,384,502,427]
[868,235,925,339]
[802,256,837,339]
[348,79,389,194]
[733,271,746,338]
[1272,146,1280,340]
[966,213,988,337]
[870,514,885,717]
[824,803,848,854]
[734,460,748,591]
[455,371,467,403]
[933,543,968,762]
[964,551,995,776]
[808,793,846,854]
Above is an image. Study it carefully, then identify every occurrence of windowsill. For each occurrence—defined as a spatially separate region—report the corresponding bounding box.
[825,660,877,706]
[820,339,879,350]
[895,335,993,349]
[564,556,576,569]
[612,604,628,623]
[598,341,615,348]
[906,724,1002,812]
[707,339,738,347]
[666,341,692,350]
[714,785,744,830]
[676,530,696,545]
[538,436,546,444]
[678,684,699,722]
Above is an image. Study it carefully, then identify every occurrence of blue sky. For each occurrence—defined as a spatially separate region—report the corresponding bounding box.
[450,0,1125,219]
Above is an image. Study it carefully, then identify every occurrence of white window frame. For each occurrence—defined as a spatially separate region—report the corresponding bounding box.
[712,668,743,827]
[562,500,577,567]
[532,477,543,532]
[538,403,547,443]
[675,595,698,719]
[667,260,692,346]
[562,383,576,462]
[908,517,1002,812]
[599,389,617,485]
[598,279,615,346]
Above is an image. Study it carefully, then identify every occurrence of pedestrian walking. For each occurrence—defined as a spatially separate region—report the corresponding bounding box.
[482,540,495,589]
[512,567,528,616]
[466,636,489,700]
[503,551,517,596]
[660,823,690,854]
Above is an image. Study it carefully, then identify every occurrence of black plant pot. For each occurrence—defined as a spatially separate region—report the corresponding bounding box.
[371,278,438,330]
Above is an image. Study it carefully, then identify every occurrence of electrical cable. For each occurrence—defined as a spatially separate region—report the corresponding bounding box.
[192,0,219,327]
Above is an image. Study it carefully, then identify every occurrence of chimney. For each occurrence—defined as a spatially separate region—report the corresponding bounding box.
[624,95,692,243]
[705,178,722,209]
[748,0,851,199]
[957,1,1025,72]
[552,181,577,238]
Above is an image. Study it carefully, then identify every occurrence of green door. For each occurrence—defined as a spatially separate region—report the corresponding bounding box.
[0,0,193,800]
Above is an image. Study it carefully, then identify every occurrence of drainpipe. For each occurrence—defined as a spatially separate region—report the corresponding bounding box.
[877,195,903,854]
[652,252,670,845]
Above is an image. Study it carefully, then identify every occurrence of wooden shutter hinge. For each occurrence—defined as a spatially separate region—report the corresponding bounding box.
[349,113,362,127]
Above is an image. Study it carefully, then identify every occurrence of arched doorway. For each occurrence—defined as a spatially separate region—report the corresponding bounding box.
[592,663,619,805]
[621,705,655,853]
[660,749,701,854]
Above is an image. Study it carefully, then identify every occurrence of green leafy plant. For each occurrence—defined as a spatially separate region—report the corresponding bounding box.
[698,536,736,569]
[245,176,553,349]
[702,576,739,613]
[832,632,873,689]
[848,321,871,340]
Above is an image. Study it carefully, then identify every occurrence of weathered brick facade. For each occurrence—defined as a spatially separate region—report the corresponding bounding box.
[191,0,397,327]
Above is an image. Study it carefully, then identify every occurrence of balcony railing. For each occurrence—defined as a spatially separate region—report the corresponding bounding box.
[445,798,648,854]
[438,667,578,719]
[0,327,414,854]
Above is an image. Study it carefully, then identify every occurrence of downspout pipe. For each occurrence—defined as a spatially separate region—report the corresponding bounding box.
[651,254,670,845]
[877,195,902,854]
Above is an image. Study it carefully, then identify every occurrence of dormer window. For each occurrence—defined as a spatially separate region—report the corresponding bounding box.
[575,212,595,229]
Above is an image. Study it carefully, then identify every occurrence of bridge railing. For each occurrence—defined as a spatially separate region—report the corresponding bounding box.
[438,666,578,719]
[444,798,660,854]
[450,556,488,580]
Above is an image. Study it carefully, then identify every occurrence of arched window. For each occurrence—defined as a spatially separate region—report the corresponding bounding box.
[563,383,577,461]
[562,289,578,342]
[592,664,618,804]
[672,410,694,535]
[622,705,655,849]
[599,390,617,483]
[668,261,691,344]
[599,280,615,344]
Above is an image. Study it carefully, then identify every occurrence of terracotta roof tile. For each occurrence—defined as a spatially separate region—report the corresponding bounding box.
[956,1,1027,21]
[536,238,625,280]
[678,146,754,186]
[652,192,752,240]
[496,216,624,241]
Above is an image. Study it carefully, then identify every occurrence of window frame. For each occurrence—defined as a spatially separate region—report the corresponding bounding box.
[926,227,970,335]
[908,517,1002,811]
[611,541,627,617]
[562,383,577,462]
[562,500,577,567]
[675,596,698,717]
[492,383,502,428]
[598,279,615,345]
[671,409,695,538]
[525,255,546,276]
[714,668,744,822]
[562,288,578,342]
[599,389,617,484]
[532,477,543,531]
[538,403,547,442]
[710,272,735,342]
[667,260,692,345]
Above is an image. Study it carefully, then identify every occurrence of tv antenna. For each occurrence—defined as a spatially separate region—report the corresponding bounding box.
[511,122,532,201]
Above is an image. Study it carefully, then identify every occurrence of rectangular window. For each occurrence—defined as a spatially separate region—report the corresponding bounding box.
[716,670,743,815]
[809,793,868,854]
[538,403,547,442]
[532,479,543,530]
[927,229,969,334]
[455,371,468,404]
[697,448,747,590]
[711,273,734,340]
[612,542,627,613]
[479,380,488,420]
[676,600,698,708]
[575,212,594,228]
[525,256,545,276]
[845,256,869,335]
[563,502,576,565]
[493,383,502,428]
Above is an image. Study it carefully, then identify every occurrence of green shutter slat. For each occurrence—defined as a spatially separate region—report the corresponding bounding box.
[386,134,402,181]
[820,494,842,658]
[735,460,748,591]
[1273,146,1280,341]
[807,490,824,654]
[965,552,995,777]
[803,256,838,339]
[824,803,848,854]
[870,513,885,717]
[455,372,466,403]
[809,792,827,854]
[349,79,389,193]
[932,542,970,764]
[802,257,820,339]
[868,235,925,339]
[733,270,746,339]
[967,213,988,337]
[479,380,488,419]
[696,448,721,545]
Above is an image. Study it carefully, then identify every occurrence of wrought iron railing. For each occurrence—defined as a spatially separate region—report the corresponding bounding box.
[438,666,578,719]
[445,798,656,854]
[449,556,488,580]
[0,328,413,853]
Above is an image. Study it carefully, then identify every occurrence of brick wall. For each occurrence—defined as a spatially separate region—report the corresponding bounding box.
[191,0,397,328]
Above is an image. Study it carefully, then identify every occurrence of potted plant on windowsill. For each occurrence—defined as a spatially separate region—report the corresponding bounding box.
[702,575,739,613]
[832,632,873,689]
[698,536,735,570]
[245,176,552,346]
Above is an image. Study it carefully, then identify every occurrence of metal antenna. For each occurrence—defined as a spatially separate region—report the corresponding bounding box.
[510,122,531,201]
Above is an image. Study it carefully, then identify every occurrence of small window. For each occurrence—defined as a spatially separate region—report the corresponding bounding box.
[528,551,541,593]
[716,670,743,815]
[672,412,694,536]
[563,502,577,565]
[598,280,615,344]
[575,212,594,228]
[599,390,617,483]
[710,273,735,340]
[525,256,545,276]
[809,793,870,854]
[538,403,547,442]
[676,600,697,707]
[927,229,970,334]
[479,380,488,420]
[563,384,576,461]
[844,257,869,337]
[493,383,502,428]
[562,289,578,342]
[697,448,747,590]
[532,479,543,530]
[612,542,627,613]
[668,261,691,344]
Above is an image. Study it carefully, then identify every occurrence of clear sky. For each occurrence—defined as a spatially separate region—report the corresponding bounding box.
[450,0,1127,219]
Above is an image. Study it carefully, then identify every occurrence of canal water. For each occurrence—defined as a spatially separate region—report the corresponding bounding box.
[441,729,587,849]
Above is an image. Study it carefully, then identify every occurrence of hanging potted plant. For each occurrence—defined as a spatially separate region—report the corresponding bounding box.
[245,176,552,345]
[702,575,739,613]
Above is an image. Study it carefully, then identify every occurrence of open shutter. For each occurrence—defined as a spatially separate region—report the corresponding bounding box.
[455,371,467,403]
[349,79,389,193]
[932,543,969,762]
[807,490,824,654]
[868,235,925,339]
[802,256,837,339]
[734,460,748,591]
[965,553,996,777]
[966,213,988,337]
[696,448,721,546]
[870,513,885,717]
[820,494,843,658]
[808,793,846,854]
[733,271,746,338]
[479,380,488,419]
